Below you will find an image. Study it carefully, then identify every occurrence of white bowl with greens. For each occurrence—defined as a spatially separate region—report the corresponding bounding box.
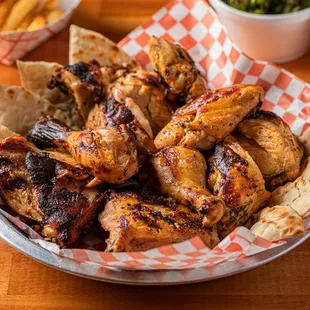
[209,0,310,63]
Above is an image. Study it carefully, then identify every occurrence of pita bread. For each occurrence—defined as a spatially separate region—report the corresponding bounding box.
[69,25,137,67]
[250,205,305,242]
[268,175,310,219]
[17,60,64,104]
[0,125,17,139]
[17,61,80,128]
[301,157,310,180]
[300,127,310,157]
[0,84,71,136]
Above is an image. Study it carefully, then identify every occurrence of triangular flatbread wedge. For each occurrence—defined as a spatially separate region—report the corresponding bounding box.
[0,84,71,136]
[17,60,64,104]
[250,205,305,242]
[69,25,137,67]
[300,127,310,157]
[17,60,80,128]
[0,125,17,139]
[267,157,310,219]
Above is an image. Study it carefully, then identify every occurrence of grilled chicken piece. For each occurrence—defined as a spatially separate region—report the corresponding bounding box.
[48,60,107,124]
[28,117,139,184]
[155,84,264,150]
[238,111,304,189]
[85,96,155,155]
[0,136,103,247]
[150,146,225,227]
[99,188,219,252]
[148,36,208,102]
[207,136,270,239]
[109,69,173,135]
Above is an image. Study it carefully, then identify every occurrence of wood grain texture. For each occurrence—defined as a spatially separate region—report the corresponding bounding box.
[0,1,309,309]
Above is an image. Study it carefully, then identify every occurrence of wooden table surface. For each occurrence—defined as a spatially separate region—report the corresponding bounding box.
[0,1,309,309]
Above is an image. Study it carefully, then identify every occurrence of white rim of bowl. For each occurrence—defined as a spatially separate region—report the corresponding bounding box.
[210,0,310,20]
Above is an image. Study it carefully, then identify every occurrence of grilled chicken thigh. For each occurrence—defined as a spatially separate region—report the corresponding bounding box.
[29,117,139,184]
[0,136,103,247]
[150,146,225,227]
[99,188,219,252]
[238,111,304,189]
[148,36,208,102]
[207,136,270,239]
[155,84,264,150]
[109,69,173,135]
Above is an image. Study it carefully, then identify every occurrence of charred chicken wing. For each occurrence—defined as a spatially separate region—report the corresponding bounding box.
[150,146,225,227]
[155,84,264,150]
[0,136,103,247]
[238,111,304,189]
[99,188,219,252]
[148,36,208,102]
[207,136,270,239]
[28,117,139,184]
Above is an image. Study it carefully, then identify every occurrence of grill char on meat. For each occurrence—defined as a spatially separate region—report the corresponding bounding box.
[99,188,219,252]
[0,136,103,248]
[28,117,140,184]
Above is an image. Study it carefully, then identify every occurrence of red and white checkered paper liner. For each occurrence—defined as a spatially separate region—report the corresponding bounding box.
[1,0,310,271]
[0,0,81,66]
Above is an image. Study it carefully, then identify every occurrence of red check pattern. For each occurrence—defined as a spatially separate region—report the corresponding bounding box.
[0,0,309,273]
[0,1,81,65]
[119,0,310,136]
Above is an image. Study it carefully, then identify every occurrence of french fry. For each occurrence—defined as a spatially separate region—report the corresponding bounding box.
[2,0,39,31]
[16,13,32,30]
[27,14,45,31]
[46,8,63,24]
[0,0,17,28]
[44,0,59,10]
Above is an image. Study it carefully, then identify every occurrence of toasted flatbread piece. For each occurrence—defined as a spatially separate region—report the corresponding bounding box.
[268,176,310,219]
[0,84,71,136]
[69,25,137,67]
[300,127,310,157]
[301,157,310,180]
[0,125,17,139]
[17,61,64,104]
[250,205,305,242]
[17,61,80,128]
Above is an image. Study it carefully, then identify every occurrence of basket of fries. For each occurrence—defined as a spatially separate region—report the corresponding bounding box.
[0,0,81,65]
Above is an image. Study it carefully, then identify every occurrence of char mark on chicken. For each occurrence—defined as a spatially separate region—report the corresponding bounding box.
[99,187,219,252]
[207,136,270,239]
[0,136,103,247]
[28,117,140,184]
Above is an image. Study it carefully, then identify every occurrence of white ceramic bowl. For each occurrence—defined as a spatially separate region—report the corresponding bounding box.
[209,0,310,63]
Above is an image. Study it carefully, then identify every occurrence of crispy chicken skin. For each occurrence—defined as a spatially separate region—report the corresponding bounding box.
[109,69,173,135]
[155,84,264,150]
[148,36,208,102]
[99,188,219,252]
[150,146,225,227]
[207,136,270,239]
[238,111,304,189]
[0,136,103,247]
[28,117,139,184]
